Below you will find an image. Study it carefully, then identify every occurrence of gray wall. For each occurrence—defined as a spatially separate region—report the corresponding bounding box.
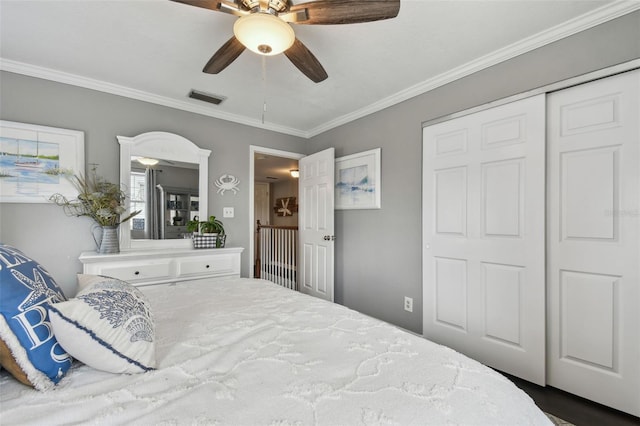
[0,72,304,296]
[308,11,640,333]
[1,12,638,332]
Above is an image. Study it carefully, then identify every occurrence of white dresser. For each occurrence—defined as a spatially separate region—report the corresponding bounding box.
[79,247,244,287]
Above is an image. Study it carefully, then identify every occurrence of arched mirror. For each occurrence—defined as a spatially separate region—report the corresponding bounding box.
[118,132,211,250]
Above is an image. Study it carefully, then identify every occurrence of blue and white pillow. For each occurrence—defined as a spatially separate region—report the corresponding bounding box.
[0,244,72,390]
[49,274,156,374]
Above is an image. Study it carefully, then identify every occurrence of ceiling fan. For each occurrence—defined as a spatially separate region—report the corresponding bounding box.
[172,0,401,83]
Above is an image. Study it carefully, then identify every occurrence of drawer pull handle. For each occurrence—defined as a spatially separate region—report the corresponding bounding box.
[134,271,140,275]
[205,265,210,269]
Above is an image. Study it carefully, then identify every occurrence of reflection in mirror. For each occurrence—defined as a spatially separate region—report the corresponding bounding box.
[130,158,199,240]
[118,132,211,250]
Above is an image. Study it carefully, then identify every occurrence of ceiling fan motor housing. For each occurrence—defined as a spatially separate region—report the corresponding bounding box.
[241,0,289,14]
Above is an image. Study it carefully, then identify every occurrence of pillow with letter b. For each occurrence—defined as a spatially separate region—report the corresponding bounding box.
[0,244,72,390]
[49,274,156,374]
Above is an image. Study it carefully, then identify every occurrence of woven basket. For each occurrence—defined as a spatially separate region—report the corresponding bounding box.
[192,234,226,249]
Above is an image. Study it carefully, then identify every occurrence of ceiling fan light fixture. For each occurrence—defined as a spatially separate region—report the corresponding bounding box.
[233,13,295,56]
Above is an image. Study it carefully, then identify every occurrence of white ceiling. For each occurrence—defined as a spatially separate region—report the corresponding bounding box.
[1,0,636,138]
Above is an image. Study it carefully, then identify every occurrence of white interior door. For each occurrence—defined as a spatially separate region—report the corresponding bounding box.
[299,148,335,302]
[423,95,546,385]
[254,182,270,267]
[547,70,640,416]
[254,182,270,226]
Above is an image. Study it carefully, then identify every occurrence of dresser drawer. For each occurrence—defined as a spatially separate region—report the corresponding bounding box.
[98,260,172,283]
[80,248,244,287]
[177,254,236,278]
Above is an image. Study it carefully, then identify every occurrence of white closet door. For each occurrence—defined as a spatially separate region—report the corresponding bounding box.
[423,94,546,385]
[547,70,639,416]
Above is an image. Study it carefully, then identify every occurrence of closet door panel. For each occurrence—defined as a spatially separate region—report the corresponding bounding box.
[434,167,467,236]
[482,159,523,238]
[434,256,468,330]
[560,270,618,370]
[482,262,524,346]
[548,69,639,416]
[423,94,546,385]
[561,147,618,241]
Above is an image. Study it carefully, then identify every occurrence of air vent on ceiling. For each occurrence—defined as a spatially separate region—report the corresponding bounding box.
[266,176,278,180]
[188,89,226,105]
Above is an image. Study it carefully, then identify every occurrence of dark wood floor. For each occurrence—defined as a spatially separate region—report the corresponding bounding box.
[503,373,640,426]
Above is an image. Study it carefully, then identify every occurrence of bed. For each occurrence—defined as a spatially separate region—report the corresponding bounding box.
[1,277,551,425]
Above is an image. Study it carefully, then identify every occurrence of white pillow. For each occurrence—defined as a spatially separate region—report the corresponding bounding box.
[49,274,156,374]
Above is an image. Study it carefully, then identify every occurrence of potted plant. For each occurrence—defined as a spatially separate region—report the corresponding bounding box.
[199,215,225,236]
[191,215,226,248]
[186,215,200,234]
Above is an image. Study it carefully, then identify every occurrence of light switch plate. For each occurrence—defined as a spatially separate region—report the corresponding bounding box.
[223,207,234,218]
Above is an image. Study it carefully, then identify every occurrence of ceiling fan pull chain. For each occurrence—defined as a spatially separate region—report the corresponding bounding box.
[262,56,267,124]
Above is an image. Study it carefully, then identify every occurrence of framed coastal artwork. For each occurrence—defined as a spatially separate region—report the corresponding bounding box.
[0,121,85,203]
[335,148,381,210]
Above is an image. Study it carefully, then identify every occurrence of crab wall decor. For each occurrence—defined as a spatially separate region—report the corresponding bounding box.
[215,174,240,195]
[274,197,298,216]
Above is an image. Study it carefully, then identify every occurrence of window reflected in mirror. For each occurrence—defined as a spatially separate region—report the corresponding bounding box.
[130,171,147,238]
[130,159,199,240]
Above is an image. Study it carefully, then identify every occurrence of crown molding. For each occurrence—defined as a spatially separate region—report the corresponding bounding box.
[0,59,307,138]
[1,1,637,139]
[306,0,640,137]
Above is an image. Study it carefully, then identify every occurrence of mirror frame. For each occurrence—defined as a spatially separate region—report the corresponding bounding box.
[118,131,211,250]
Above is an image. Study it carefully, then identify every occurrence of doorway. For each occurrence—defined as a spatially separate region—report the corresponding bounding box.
[249,146,304,279]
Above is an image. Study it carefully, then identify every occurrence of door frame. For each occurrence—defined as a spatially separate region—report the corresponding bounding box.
[249,145,305,278]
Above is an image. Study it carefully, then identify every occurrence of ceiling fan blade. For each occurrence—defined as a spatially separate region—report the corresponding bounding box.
[284,38,328,83]
[171,0,248,17]
[203,37,246,74]
[287,0,400,25]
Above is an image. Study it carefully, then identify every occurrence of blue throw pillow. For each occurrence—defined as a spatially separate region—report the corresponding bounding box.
[0,244,72,389]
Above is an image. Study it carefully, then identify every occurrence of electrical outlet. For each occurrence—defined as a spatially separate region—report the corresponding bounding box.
[404,296,413,313]
[223,207,234,218]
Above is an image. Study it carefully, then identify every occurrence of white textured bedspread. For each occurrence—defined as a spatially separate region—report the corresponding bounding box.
[1,278,551,425]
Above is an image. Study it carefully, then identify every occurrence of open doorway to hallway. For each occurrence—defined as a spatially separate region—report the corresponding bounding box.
[249,146,304,287]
